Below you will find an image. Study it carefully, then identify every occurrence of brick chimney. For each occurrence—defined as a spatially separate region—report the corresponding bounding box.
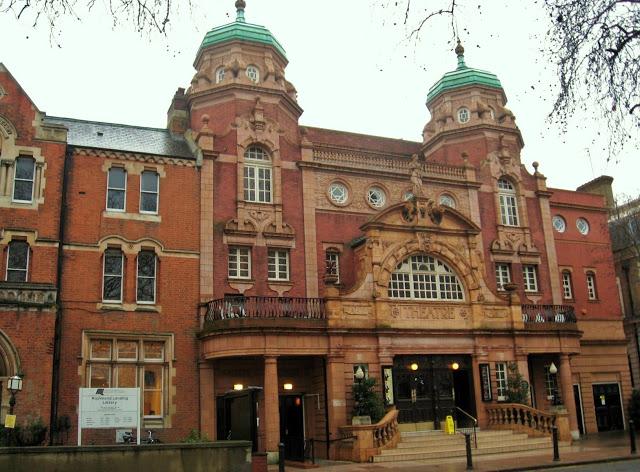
[167,87,188,136]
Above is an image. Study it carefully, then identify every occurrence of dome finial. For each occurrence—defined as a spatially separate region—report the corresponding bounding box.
[455,39,466,69]
[235,0,246,22]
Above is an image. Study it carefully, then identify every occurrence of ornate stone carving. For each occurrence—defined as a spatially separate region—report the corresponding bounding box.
[390,304,470,320]
[0,282,57,308]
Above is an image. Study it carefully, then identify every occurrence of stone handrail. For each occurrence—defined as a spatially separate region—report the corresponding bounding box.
[486,403,556,436]
[335,408,399,462]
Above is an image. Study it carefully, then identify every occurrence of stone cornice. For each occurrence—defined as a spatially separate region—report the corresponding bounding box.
[73,147,196,167]
[549,201,609,213]
[0,282,57,309]
[422,123,525,154]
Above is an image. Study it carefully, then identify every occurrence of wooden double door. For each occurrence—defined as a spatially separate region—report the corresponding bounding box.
[393,355,474,429]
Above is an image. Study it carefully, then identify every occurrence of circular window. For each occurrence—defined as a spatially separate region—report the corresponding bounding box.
[439,194,456,208]
[403,191,415,201]
[215,67,225,84]
[328,182,348,205]
[576,218,590,235]
[367,187,386,208]
[457,107,470,123]
[552,215,566,233]
[246,65,259,83]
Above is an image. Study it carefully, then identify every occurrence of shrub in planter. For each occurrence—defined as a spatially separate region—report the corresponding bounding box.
[505,362,530,405]
[352,377,385,424]
[181,429,212,443]
[0,417,48,447]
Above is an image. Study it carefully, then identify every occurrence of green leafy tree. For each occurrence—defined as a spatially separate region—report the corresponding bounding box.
[505,362,530,405]
[352,377,385,423]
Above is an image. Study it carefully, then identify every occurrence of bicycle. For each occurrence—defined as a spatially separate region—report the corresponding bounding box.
[121,430,162,444]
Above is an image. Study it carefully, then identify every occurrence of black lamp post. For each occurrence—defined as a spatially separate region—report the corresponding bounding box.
[7,375,23,415]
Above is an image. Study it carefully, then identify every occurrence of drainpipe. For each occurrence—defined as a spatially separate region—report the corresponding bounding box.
[49,145,73,445]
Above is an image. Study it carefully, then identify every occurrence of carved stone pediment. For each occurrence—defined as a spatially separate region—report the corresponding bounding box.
[0,282,57,309]
[490,226,540,258]
[361,197,480,235]
[224,218,258,235]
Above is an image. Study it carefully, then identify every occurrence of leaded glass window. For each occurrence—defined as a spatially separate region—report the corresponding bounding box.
[388,254,464,301]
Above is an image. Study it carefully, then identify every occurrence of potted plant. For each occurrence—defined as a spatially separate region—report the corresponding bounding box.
[352,377,385,425]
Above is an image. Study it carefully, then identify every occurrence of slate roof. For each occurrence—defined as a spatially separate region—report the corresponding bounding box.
[45,116,194,159]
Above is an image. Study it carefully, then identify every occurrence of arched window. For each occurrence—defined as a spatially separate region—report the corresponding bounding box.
[498,178,519,226]
[388,254,464,301]
[586,271,598,300]
[243,145,272,203]
[215,67,225,84]
[561,271,573,299]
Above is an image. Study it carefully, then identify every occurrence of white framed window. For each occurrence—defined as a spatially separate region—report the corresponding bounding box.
[495,362,507,401]
[522,265,539,292]
[388,254,464,301]
[228,247,251,279]
[366,186,386,208]
[328,182,348,205]
[6,240,29,282]
[103,249,124,302]
[495,263,511,291]
[268,249,289,281]
[140,171,159,214]
[498,178,519,226]
[325,251,340,283]
[12,156,35,203]
[544,365,560,401]
[106,167,127,211]
[246,65,259,83]
[576,218,590,235]
[457,107,470,123]
[586,272,597,300]
[562,271,573,299]
[136,251,157,304]
[87,337,167,418]
[243,145,272,203]
[552,215,566,233]
[215,67,225,84]
[439,194,456,208]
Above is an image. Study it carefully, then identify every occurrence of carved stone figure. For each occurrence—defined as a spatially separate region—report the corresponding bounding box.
[409,153,424,196]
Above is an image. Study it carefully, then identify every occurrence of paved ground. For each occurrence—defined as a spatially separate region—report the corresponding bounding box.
[268,431,639,471]
[537,459,640,471]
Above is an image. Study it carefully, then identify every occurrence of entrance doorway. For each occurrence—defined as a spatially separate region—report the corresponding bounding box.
[573,384,585,435]
[592,383,624,431]
[216,388,259,450]
[393,355,474,429]
[280,395,305,461]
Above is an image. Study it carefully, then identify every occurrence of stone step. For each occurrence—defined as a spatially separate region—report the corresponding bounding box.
[396,432,531,448]
[393,436,550,452]
[373,439,552,463]
[400,430,515,441]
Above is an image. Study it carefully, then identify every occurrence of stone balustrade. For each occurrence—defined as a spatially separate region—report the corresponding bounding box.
[486,403,572,442]
[335,408,399,462]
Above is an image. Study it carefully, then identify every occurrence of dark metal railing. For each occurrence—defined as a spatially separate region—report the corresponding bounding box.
[521,304,576,324]
[201,296,326,324]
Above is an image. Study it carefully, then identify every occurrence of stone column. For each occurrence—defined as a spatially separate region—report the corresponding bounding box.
[559,354,579,439]
[199,361,216,439]
[263,356,280,460]
[325,354,347,458]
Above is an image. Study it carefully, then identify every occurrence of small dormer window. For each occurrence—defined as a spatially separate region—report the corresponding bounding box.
[246,65,259,83]
[216,67,225,84]
[457,107,470,123]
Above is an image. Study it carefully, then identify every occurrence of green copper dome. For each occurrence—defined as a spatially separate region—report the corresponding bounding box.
[427,41,502,104]
[198,1,286,59]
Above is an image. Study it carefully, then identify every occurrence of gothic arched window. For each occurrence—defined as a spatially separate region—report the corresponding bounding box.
[388,254,464,301]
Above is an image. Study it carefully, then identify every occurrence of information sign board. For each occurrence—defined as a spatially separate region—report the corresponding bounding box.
[78,388,140,445]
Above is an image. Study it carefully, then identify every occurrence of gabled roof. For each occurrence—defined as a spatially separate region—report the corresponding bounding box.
[45,116,194,159]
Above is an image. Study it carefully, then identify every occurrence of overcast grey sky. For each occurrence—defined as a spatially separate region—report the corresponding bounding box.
[1,0,638,198]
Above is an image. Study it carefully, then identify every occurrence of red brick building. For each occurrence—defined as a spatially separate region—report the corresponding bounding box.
[0,0,631,462]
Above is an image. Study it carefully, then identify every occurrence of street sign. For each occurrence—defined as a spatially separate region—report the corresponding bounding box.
[78,388,140,445]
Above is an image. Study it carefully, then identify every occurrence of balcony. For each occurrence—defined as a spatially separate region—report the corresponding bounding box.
[200,296,326,332]
[521,304,577,329]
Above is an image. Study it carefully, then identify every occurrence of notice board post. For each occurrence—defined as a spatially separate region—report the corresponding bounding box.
[78,388,140,445]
